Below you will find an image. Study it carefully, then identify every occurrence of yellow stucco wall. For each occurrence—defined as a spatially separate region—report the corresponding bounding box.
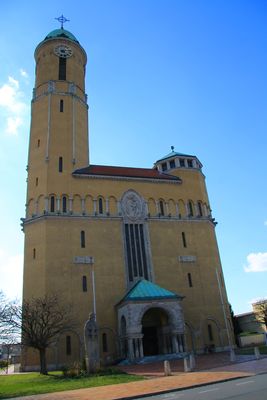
[22,31,233,370]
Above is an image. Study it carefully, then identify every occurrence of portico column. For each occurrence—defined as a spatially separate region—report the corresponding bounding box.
[171,334,179,353]
[138,338,143,358]
[127,338,134,361]
[134,339,140,358]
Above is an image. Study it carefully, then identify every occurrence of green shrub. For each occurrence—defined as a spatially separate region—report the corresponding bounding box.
[0,360,8,370]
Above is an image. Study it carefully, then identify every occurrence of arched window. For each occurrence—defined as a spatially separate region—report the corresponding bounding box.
[159,200,165,216]
[188,201,194,217]
[62,196,67,213]
[50,196,55,212]
[98,198,103,214]
[60,99,64,112]
[81,230,85,248]
[66,335,71,355]
[197,201,203,217]
[33,248,36,259]
[59,57,66,80]
[208,324,213,341]
[82,276,87,292]
[102,333,108,352]
[35,177,38,186]
[59,157,63,173]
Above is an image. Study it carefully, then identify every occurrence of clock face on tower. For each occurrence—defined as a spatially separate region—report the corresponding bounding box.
[54,45,73,58]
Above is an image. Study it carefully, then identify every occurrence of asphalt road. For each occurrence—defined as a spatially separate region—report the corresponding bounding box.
[138,373,267,400]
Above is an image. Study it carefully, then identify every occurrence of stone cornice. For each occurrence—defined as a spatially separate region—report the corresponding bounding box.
[72,173,181,184]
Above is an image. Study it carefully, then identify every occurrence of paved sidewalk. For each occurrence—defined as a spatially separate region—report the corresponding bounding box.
[10,354,267,400]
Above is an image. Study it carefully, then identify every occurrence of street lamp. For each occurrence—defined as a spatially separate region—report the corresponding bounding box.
[88,257,96,320]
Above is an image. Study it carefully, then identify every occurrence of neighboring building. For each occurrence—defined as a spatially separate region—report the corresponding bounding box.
[22,24,233,371]
[236,312,265,335]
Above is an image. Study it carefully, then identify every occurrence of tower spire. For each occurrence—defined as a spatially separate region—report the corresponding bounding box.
[55,14,70,29]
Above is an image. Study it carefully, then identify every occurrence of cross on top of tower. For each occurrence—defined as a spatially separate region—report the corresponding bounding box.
[55,14,70,29]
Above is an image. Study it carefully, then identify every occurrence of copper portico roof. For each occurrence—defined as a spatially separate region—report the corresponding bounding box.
[73,164,181,182]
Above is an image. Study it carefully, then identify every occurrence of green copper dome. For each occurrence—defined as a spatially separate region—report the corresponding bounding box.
[44,29,79,43]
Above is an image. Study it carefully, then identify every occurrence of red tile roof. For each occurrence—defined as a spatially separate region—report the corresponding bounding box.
[73,164,181,182]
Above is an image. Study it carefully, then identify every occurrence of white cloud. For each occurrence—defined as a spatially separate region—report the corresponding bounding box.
[244,252,267,273]
[6,116,23,135]
[20,69,29,79]
[0,75,28,135]
[8,76,19,89]
[0,250,23,300]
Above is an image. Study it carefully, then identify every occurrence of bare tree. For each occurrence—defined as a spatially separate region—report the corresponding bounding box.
[254,299,267,329]
[10,295,74,374]
[0,291,19,341]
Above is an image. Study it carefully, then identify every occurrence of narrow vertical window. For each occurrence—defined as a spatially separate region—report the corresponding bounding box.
[197,201,203,216]
[35,177,38,186]
[182,232,187,248]
[98,198,103,214]
[159,200,165,216]
[102,333,108,352]
[81,230,85,248]
[50,196,55,212]
[62,196,67,213]
[33,248,36,259]
[187,273,193,287]
[60,99,64,112]
[37,139,40,148]
[59,157,63,172]
[59,57,66,80]
[66,335,71,355]
[82,276,87,292]
[208,324,213,341]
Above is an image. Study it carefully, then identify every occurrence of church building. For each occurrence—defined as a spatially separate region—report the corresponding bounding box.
[22,23,233,370]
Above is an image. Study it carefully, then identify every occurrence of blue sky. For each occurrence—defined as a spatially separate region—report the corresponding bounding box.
[0,0,266,315]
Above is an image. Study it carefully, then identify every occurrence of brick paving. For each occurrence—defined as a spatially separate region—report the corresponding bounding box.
[9,353,267,400]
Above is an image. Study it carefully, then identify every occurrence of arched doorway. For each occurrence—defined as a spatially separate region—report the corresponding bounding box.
[142,308,169,356]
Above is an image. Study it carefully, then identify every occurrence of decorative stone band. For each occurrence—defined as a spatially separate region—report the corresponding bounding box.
[74,256,95,264]
[178,255,196,263]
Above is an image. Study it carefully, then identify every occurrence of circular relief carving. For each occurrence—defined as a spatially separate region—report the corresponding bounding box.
[121,190,144,221]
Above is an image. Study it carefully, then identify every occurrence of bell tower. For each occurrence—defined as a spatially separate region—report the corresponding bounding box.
[23,25,89,300]
[26,26,89,207]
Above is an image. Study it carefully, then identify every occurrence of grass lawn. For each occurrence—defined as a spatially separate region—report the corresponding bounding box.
[0,370,144,399]
[235,345,267,355]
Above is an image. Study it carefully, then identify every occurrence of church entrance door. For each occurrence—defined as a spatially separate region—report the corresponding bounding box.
[142,308,169,356]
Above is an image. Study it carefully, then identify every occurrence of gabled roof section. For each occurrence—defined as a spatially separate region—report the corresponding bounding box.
[119,279,183,304]
[73,164,181,182]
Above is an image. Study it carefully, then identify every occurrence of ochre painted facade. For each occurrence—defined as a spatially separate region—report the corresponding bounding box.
[22,27,233,371]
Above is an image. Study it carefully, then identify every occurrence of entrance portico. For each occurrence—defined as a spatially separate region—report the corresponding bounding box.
[117,280,185,361]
